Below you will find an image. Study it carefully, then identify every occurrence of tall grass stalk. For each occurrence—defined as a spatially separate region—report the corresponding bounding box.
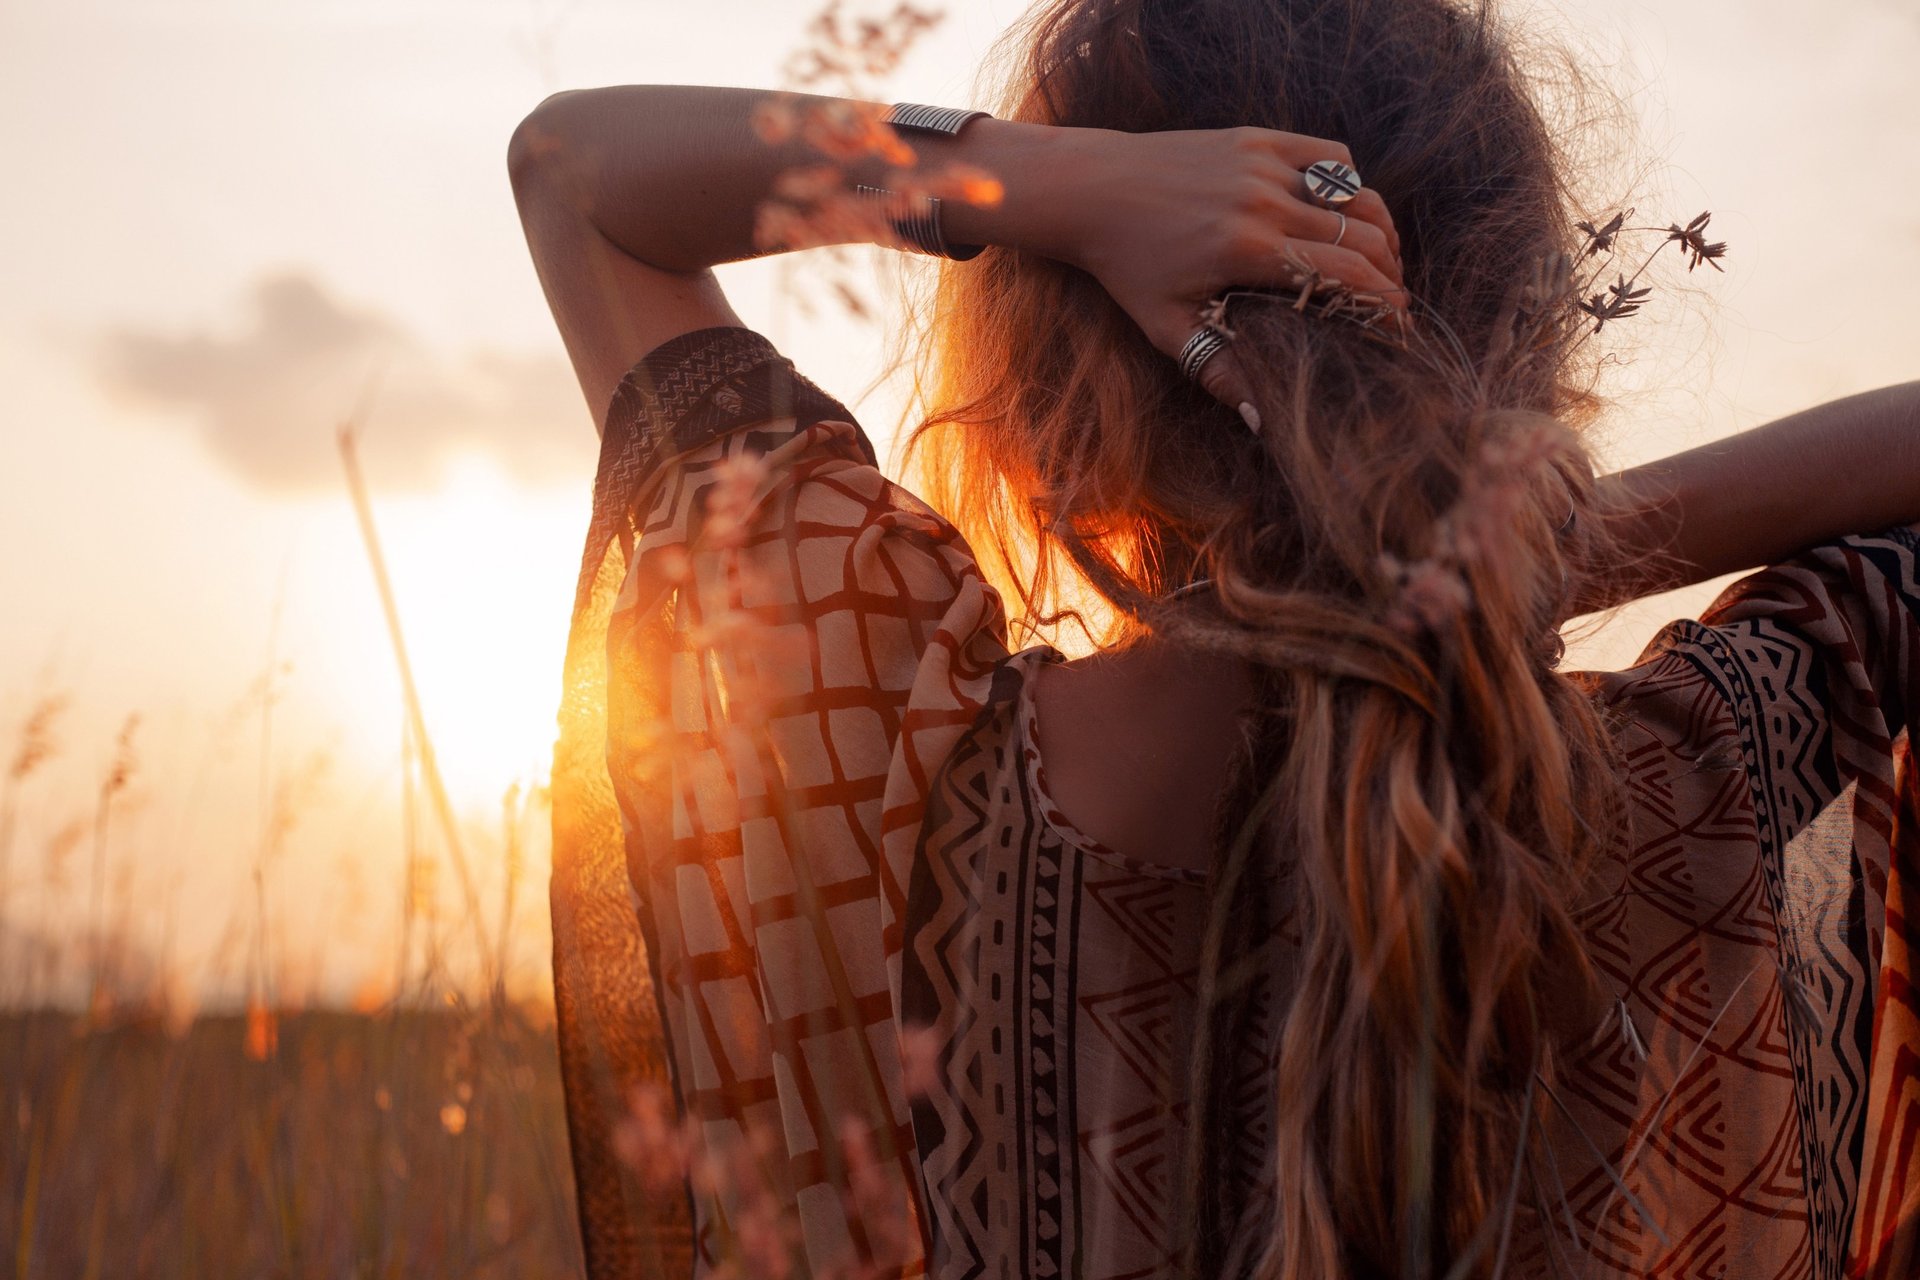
[339,417,495,979]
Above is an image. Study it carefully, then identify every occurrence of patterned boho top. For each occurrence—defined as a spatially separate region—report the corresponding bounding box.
[549,326,1920,1280]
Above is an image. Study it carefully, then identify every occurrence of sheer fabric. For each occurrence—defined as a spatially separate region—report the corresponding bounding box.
[550,325,1920,1279]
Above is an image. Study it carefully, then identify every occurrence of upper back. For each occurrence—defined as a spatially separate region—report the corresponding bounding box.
[1029,636,1260,876]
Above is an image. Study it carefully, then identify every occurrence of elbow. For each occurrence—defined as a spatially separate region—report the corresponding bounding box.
[507,92,582,197]
[507,106,559,197]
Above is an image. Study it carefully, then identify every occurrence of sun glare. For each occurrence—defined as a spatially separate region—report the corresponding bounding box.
[313,459,588,812]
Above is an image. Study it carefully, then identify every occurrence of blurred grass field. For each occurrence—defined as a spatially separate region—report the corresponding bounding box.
[2,1003,581,1278]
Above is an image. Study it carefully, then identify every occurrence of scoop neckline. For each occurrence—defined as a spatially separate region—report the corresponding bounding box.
[1011,648,1210,887]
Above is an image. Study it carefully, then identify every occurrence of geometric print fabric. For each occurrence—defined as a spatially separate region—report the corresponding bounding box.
[552,326,1920,1278]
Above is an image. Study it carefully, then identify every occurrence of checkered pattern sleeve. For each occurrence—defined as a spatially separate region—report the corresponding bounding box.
[551,325,1015,1278]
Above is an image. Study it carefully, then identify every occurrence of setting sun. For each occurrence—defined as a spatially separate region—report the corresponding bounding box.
[318,459,586,810]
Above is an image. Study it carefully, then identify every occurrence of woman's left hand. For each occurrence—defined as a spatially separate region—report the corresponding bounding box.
[1051,124,1406,424]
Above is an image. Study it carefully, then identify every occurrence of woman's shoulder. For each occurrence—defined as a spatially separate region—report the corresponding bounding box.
[1592,525,1920,695]
[1586,526,1920,832]
[605,323,989,549]
[599,324,875,477]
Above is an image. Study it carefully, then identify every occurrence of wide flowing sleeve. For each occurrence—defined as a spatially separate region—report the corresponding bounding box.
[1694,529,1920,1277]
[549,326,1012,1279]
[1567,528,1920,1280]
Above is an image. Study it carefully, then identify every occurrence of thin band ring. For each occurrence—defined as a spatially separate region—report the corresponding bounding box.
[1331,212,1348,248]
[1178,326,1231,383]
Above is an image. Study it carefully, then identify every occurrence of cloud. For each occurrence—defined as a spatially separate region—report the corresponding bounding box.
[91,270,596,492]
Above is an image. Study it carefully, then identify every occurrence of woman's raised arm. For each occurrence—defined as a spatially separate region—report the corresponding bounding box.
[508,84,1403,423]
[1585,381,1920,613]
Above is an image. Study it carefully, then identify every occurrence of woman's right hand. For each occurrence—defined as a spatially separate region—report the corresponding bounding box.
[1055,124,1407,425]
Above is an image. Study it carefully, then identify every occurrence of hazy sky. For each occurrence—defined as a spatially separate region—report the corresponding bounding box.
[2,0,1917,1003]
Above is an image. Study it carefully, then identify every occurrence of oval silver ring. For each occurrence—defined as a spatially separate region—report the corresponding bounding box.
[1304,159,1362,209]
[1178,326,1231,384]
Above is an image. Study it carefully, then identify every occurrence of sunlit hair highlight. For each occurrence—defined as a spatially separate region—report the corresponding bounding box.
[901,0,1636,1274]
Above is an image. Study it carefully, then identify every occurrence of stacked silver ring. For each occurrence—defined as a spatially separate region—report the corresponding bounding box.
[1178,327,1230,383]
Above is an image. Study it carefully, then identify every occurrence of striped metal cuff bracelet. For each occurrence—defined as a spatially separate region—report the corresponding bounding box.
[886,103,993,136]
[863,103,992,261]
[854,184,986,262]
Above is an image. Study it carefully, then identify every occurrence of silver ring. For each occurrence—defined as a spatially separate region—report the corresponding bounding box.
[1304,159,1362,209]
[1331,212,1348,248]
[1178,327,1230,383]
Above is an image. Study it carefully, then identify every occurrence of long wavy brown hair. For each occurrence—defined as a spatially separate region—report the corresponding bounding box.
[902,0,1635,1274]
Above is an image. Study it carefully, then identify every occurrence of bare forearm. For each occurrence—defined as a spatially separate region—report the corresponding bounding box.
[1590,381,1920,608]
[507,84,1096,272]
